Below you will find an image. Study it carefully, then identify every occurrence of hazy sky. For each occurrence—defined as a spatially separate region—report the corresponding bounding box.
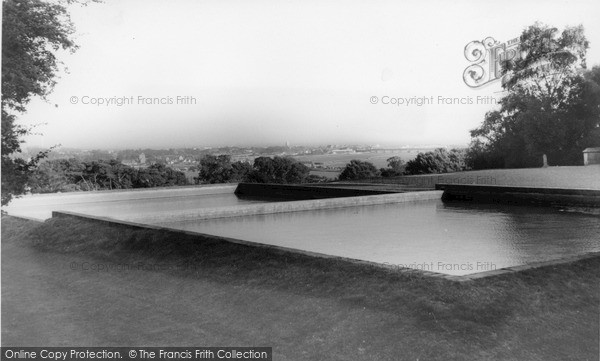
[16,0,600,149]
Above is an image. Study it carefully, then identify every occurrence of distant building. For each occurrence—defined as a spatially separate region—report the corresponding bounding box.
[583,147,600,165]
[139,153,146,164]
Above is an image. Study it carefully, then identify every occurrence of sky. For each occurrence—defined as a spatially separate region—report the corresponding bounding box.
[15,0,600,149]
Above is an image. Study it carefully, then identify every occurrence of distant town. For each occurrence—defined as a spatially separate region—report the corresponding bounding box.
[21,144,455,180]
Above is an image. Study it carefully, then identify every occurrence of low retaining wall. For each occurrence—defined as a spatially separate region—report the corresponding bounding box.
[127,190,444,224]
[235,183,397,200]
[436,184,600,207]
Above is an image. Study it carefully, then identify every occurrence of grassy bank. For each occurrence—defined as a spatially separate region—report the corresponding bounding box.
[2,215,599,360]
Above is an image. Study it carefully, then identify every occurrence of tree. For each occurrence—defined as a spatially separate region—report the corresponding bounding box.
[196,155,253,184]
[386,156,404,171]
[380,156,405,177]
[338,160,380,180]
[28,158,83,193]
[465,139,504,170]
[28,158,188,191]
[246,156,276,183]
[244,156,310,184]
[230,161,252,181]
[197,154,234,184]
[2,0,79,204]
[468,23,600,168]
[270,157,309,183]
[135,163,188,188]
[404,148,467,175]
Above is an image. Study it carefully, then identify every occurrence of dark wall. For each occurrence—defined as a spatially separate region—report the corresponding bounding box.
[436,184,600,207]
[234,183,397,200]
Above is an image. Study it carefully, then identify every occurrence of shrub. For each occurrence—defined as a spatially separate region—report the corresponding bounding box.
[404,148,468,175]
[339,160,380,180]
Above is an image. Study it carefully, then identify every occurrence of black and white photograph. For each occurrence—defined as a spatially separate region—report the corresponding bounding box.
[1,0,599,360]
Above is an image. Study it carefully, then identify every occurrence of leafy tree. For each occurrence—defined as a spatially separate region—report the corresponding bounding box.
[271,157,309,183]
[197,154,234,184]
[28,158,83,193]
[338,160,380,180]
[77,160,134,190]
[135,163,187,188]
[387,156,404,171]
[465,139,504,170]
[1,0,79,204]
[195,155,253,184]
[404,148,467,175]
[246,156,276,183]
[380,156,405,177]
[230,161,252,181]
[244,156,310,184]
[29,158,188,192]
[468,23,600,168]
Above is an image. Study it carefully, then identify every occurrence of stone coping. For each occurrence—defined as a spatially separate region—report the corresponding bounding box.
[127,190,444,223]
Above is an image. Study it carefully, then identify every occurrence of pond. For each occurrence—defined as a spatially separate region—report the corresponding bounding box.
[6,186,598,276]
[154,199,600,275]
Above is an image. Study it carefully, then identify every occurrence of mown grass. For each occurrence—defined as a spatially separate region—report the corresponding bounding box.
[374,165,600,190]
[2,215,599,360]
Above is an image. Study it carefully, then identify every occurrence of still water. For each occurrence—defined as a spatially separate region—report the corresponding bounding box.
[155,199,600,275]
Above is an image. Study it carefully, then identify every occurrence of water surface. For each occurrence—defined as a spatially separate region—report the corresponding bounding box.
[156,200,600,275]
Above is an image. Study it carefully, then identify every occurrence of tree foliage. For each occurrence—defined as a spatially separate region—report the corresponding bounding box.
[404,148,467,175]
[28,158,83,193]
[135,163,188,188]
[198,155,234,184]
[468,23,600,168]
[2,0,79,204]
[338,160,380,180]
[28,159,188,193]
[380,156,405,177]
[196,155,311,184]
[2,0,77,111]
[196,154,251,184]
[244,156,310,184]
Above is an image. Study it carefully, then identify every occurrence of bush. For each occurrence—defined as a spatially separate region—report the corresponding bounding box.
[380,156,405,177]
[404,148,468,175]
[338,160,380,180]
[197,155,235,184]
[244,156,310,184]
[28,158,188,192]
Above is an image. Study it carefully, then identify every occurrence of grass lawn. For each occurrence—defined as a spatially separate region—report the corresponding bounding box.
[343,165,600,190]
[2,215,599,360]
